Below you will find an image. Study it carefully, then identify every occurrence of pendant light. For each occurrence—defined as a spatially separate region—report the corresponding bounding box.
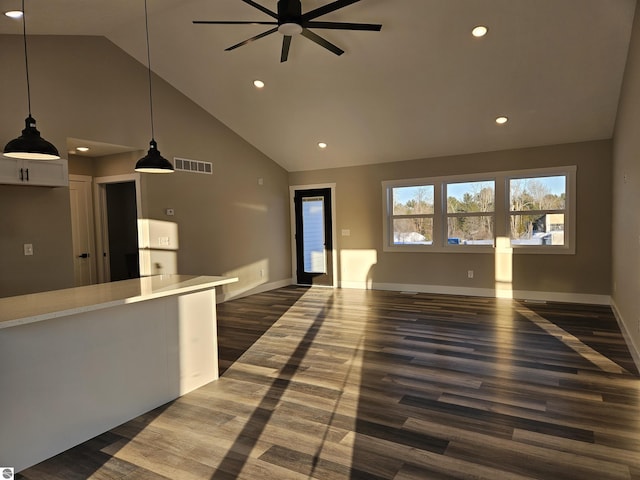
[3,0,60,160]
[135,0,174,173]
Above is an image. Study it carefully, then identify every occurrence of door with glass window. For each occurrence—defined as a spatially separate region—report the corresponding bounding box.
[294,188,333,286]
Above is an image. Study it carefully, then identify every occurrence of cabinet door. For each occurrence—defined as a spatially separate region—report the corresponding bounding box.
[20,159,69,187]
[0,157,22,184]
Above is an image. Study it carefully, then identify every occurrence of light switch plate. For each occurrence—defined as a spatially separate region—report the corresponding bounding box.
[24,243,33,256]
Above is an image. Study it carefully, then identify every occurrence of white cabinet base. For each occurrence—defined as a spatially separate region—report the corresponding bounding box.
[0,288,220,472]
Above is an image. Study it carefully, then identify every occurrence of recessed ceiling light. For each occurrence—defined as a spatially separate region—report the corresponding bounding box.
[318,142,327,149]
[76,146,90,152]
[253,80,265,89]
[4,10,23,19]
[472,25,488,38]
[495,116,508,125]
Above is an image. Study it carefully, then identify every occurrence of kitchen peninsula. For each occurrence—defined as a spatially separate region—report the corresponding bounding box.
[0,274,237,472]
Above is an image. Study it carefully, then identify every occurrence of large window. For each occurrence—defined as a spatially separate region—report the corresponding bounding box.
[391,185,434,245]
[509,175,566,246]
[383,166,575,254]
[446,180,495,245]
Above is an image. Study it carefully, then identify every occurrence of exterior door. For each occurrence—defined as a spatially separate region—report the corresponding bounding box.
[294,188,334,286]
[69,175,97,286]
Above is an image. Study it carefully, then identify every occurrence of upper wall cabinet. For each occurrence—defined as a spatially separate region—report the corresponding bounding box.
[0,157,69,187]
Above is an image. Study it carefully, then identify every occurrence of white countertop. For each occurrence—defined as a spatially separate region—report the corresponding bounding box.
[0,274,238,329]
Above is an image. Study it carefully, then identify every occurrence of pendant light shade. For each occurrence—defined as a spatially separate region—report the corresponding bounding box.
[4,115,60,160]
[4,0,60,161]
[135,0,173,174]
[135,139,174,173]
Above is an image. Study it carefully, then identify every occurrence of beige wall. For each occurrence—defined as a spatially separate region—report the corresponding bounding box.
[612,4,640,361]
[0,33,623,311]
[290,140,612,300]
[0,185,74,296]
[1,35,291,298]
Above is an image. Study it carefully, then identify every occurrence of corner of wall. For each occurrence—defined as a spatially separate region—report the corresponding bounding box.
[611,300,640,374]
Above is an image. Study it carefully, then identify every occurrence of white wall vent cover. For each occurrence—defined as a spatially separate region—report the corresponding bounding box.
[174,157,212,174]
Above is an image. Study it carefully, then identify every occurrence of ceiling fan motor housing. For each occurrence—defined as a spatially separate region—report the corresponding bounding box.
[278,0,302,24]
[278,0,303,35]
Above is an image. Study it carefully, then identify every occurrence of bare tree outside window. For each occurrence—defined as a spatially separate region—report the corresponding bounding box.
[383,167,574,252]
[446,180,495,244]
[391,185,434,244]
[510,176,566,245]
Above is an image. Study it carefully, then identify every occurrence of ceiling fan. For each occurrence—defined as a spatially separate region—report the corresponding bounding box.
[193,0,382,62]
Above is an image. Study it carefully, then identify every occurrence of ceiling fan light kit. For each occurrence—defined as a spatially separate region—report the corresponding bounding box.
[193,0,382,63]
[278,23,302,36]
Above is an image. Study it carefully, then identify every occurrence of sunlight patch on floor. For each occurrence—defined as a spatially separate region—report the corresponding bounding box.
[515,305,627,374]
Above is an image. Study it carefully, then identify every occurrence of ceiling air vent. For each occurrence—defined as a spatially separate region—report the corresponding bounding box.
[174,157,212,174]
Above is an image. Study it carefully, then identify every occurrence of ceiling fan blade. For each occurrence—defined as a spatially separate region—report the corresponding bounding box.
[304,21,382,31]
[281,36,292,62]
[300,28,344,56]
[193,20,278,25]
[301,0,360,22]
[240,0,278,19]
[225,27,278,51]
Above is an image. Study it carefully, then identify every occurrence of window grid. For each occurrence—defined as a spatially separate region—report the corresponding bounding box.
[444,180,496,246]
[389,184,435,246]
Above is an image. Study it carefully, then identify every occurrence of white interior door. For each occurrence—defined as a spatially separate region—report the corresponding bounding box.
[69,175,97,286]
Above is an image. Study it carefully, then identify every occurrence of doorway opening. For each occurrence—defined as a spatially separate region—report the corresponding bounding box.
[94,174,142,283]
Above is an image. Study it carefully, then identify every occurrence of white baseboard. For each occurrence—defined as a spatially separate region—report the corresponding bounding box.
[218,278,293,303]
[611,300,640,373]
[340,280,611,305]
[223,278,610,305]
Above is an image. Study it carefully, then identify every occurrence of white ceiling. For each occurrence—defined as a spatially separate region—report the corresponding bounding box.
[1,0,636,171]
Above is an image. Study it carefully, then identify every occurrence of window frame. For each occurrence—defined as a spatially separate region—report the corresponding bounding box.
[444,179,497,248]
[382,166,576,254]
[505,167,575,254]
[389,182,436,246]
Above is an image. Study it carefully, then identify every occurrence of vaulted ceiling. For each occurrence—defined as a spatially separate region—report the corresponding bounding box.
[1,0,636,171]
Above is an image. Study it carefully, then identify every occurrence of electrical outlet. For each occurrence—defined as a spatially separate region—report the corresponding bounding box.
[467,270,474,279]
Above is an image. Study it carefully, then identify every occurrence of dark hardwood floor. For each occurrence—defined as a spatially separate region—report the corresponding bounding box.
[17,286,640,480]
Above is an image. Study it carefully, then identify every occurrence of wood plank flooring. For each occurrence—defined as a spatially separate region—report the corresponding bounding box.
[17,287,640,480]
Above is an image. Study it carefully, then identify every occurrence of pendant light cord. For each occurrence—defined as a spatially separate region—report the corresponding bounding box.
[144,0,155,142]
[21,0,32,117]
